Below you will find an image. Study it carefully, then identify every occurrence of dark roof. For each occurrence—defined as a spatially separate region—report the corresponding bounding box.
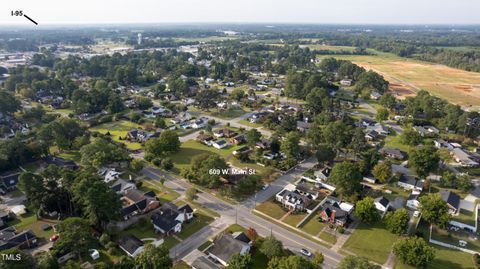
[399,175,422,188]
[233,232,251,244]
[1,173,19,189]
[440,190,461,210]
[151,211,180,233]
[118,235,144,256]
[44,156,77,169]
[124,189,146,203]
[177,204,194,214]
[111,183,122,193]
[375,196,390,208]
[192,256,221,269]
[380,148,407,158]
[407,193,419,201]
[0,227,36,251]
[322,203,348,222]
[208,233,249,264]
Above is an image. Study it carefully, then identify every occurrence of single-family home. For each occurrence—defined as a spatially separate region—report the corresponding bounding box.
[397,175,424,191]
[212,140,228,149]
[208,233,251,266]
[275,184,313,212]
[451,148,479,167]
[380,148,407,160]
[111,180,136,194]
[370,91,382,100]
[0,227,37,251]
[0,172,20,194]
[230,134,246,145]
[233,146,251,156]
[151,203,194,235]
[120,189,160,220]
[118,235,144,258]
[406,193,421,210]
[319,202,350,227]
[365,130,379,141]
[340,79,353,86]
[192,256,221,269]
[374,196,391,217]
[439,190,460,215]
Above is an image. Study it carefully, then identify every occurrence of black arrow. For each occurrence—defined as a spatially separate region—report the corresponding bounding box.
[23,14,38,25]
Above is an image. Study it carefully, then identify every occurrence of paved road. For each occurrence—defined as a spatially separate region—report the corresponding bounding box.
[142,166,343,269]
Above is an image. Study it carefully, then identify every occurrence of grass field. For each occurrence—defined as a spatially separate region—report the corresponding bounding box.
[255,200,287,220]
[89,120,143,150]
[140,179,181,204]
[343,222,400,264]
[282,212,307,227]
[7,213,58,239]
[169,140,242,171]
[318,50,480,108]
[300,216,326,236]
[177,212,214,240]
[318,231,337,244]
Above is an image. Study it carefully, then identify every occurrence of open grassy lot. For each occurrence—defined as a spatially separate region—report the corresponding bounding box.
[119,219,158,239]
[172,261,190,269]
[383,135,413,153]
[238,119,263,128]
[169,140,241,171]
[177,211,214,240]
[89,120,143,150]
[318,50,480,108]
[395,246,475,269]
[282,212,307,227]
[7,213,58,239]
[318,231,337,245]
[140,179,181,204]
[343,222,400,264]
[255,200,287,220]
[300,216,326,236]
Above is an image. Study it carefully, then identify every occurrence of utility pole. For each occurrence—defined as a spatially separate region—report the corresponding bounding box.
[235,205,238,224]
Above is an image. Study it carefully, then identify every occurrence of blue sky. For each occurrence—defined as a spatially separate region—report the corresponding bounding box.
[2,0,480,25]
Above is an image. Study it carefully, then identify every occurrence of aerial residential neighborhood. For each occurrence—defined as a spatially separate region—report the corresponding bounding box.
[1,1,480,269]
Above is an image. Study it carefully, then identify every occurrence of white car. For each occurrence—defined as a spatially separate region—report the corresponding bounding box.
[300,248,312,257]
[262,184,270,190]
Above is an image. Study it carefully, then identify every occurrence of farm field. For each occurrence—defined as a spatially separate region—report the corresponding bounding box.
[318,50,480,108]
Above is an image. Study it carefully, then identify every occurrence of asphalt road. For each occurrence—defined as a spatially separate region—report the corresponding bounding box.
[142,165,343,268]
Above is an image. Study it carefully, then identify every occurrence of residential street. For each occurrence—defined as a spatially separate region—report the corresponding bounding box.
[142,166,343,269]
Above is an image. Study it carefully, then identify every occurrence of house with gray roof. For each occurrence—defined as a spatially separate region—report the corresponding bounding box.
[208,233,251,266]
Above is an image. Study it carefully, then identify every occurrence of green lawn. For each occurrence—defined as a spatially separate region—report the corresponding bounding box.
[119,219,158,239]
[395,246,475,269]
[318,231,337,244]
[169,140,241,171]
[384,135,413,153]
[238,119,262,128]
[255,200,287,220]
[177,212,214,240]
[452,209,477,227]
[89,120,143,150]
[140,180,180,204]
[7,213,58,239]
[300,216,326,236]
[172,261,190,269]
[283,212,307,227]
[343,222,400,264]
[197,240,213,252]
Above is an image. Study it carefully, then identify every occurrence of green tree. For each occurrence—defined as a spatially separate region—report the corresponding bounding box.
[136,96,153,110]
[182,154,228,188]
[260,235,284,259]
[419,193,451,228]
[379,93,397,110]
[246,129,262,147]
[409,145,439,178]
[329,162,362,199]
[134,244,172,269]
[186,187,197,201]
[457,174,474,192]
[312,252,324,267]
[337,255,381,269]
[80,138,130,167]
[372,161,392,183]
[315,144,335,164]
[281,131,301,159]
[267,255,317,269]
[130,159,145,173]
[401,128,422,146]
[355,197,380,223]
[0,90,21,116]
[385,208,409,235]
[227,253,253,269]
[72,172,121,227]
[145,130,181,158]
[305,87,330,115]
[231,88,245,101]
[51,218,95,260]
[196,89,220,110]
[36,252,59,269]
[376,108,389,122]
[393,237,435,268]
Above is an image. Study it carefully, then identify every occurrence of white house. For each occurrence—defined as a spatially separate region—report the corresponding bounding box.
[374,196,390,217]
[406,193,421,210]
[118,236,144,258]
[212,140,228,149]
[397,175,424,191]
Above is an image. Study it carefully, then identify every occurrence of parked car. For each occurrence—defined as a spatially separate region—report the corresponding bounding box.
[262,184,270,190]
[300,248,312,257]
[49,234,59,242]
